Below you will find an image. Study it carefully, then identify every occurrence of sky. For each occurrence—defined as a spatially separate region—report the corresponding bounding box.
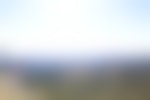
[0,0,150,56]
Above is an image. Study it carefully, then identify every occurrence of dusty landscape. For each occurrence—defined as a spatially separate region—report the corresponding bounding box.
[1,63,150,100]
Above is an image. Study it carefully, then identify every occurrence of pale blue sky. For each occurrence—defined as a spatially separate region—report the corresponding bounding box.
[0,0,149,55]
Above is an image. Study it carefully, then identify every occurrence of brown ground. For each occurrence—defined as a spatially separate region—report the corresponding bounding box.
[0,71,150,100]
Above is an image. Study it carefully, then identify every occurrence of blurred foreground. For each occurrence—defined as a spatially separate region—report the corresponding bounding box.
[0,53,150,100]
